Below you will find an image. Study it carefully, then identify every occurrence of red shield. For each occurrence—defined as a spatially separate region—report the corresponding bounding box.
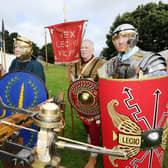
[99,76,168,168]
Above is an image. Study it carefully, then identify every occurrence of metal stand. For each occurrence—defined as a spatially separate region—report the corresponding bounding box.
[0,140,34,167]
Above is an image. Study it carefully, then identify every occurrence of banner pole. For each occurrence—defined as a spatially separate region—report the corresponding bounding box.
[1,19,7,72]
[0,47,3,65]
[67,65,76,140]
[3,39,7,72]
[45,29,48,71]
[64,0,75,140]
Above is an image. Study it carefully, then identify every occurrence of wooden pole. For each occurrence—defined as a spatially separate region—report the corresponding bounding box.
[0,47,3,65]
[67,64,76,140]
[0,44,3,78]
[1,19,7,72]
[64,0,75,140]
[45,29,48,71]
[63,0,67,23]
[3,39,7,72]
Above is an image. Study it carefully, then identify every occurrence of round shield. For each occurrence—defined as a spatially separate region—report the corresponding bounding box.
[68,79,100,117]
[0,71,48,148]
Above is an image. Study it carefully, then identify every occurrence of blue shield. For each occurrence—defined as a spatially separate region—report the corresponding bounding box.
[0,71,48,147]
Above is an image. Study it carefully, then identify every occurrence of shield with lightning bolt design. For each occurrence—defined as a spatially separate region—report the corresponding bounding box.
[99,76,168,168]
[0,71,48,147]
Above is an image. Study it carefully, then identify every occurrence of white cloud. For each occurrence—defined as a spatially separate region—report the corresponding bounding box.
[0,0,168,56]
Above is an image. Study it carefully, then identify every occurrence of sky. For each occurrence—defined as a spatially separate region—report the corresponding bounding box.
[0,0,168,56]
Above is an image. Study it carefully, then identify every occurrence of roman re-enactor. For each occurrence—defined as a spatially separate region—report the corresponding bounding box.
[2,36,47,168]
[9,36,45,83]
[98,23,168,168]
[98,24,167,79]
[69,39,106,168]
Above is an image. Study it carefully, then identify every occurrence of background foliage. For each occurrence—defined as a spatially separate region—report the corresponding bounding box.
[1,2,168,62]
[45,64,103,167]
[101,2,168,60]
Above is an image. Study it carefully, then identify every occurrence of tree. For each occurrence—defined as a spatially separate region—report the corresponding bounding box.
[40,43,54,63]
[0,30,41,58]
[2,30,10,53]
[102,1,168,60]
[32,42,40,59]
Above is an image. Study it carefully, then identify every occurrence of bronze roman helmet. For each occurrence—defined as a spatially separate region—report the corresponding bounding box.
[112,23,138,50]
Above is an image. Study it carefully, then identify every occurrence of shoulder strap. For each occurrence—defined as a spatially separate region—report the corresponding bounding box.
[88,58,100,77]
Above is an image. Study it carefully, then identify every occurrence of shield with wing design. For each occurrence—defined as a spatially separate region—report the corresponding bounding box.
[99,76,168,168]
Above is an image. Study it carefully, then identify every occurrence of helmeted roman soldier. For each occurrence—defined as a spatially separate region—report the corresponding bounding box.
[98,24,167,79]
[98,23,168,168]
[9,36,45,82]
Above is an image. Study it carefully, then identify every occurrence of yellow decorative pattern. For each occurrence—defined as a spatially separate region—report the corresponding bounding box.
[18,83,24,108]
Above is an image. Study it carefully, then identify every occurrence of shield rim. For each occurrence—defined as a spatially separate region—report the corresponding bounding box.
[68,79,100,117]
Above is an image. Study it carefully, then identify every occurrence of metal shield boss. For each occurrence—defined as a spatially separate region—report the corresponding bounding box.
[68,79,100,118]
[99,76,168,168]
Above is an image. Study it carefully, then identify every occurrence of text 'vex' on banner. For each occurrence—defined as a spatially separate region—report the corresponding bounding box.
[99,76,168,168]
[47,20,85,64]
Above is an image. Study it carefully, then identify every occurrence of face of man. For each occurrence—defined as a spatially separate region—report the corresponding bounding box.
[13,37,32,61]
[112,33,131,53]
[80,40,94,62]
[14,41,32,60]
[14,44,26,58]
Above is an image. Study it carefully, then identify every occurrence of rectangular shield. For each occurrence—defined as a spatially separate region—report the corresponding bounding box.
[99,76,168,168]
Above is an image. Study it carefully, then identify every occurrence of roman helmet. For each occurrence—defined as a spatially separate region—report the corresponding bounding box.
[14,36,33,61]
[112,23,138,50]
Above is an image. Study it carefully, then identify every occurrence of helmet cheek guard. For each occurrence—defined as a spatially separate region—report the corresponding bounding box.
[127,33,138,48]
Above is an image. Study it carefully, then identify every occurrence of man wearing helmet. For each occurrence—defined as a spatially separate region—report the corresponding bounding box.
[9,36,45,82]
[98,23,167,79]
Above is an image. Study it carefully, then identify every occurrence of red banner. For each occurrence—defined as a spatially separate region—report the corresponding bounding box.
[99,76,168,168]
[47,20,85,63]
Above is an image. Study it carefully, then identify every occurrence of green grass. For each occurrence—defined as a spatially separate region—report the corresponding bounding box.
[45,64,168,168]
[45,64,103,167]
